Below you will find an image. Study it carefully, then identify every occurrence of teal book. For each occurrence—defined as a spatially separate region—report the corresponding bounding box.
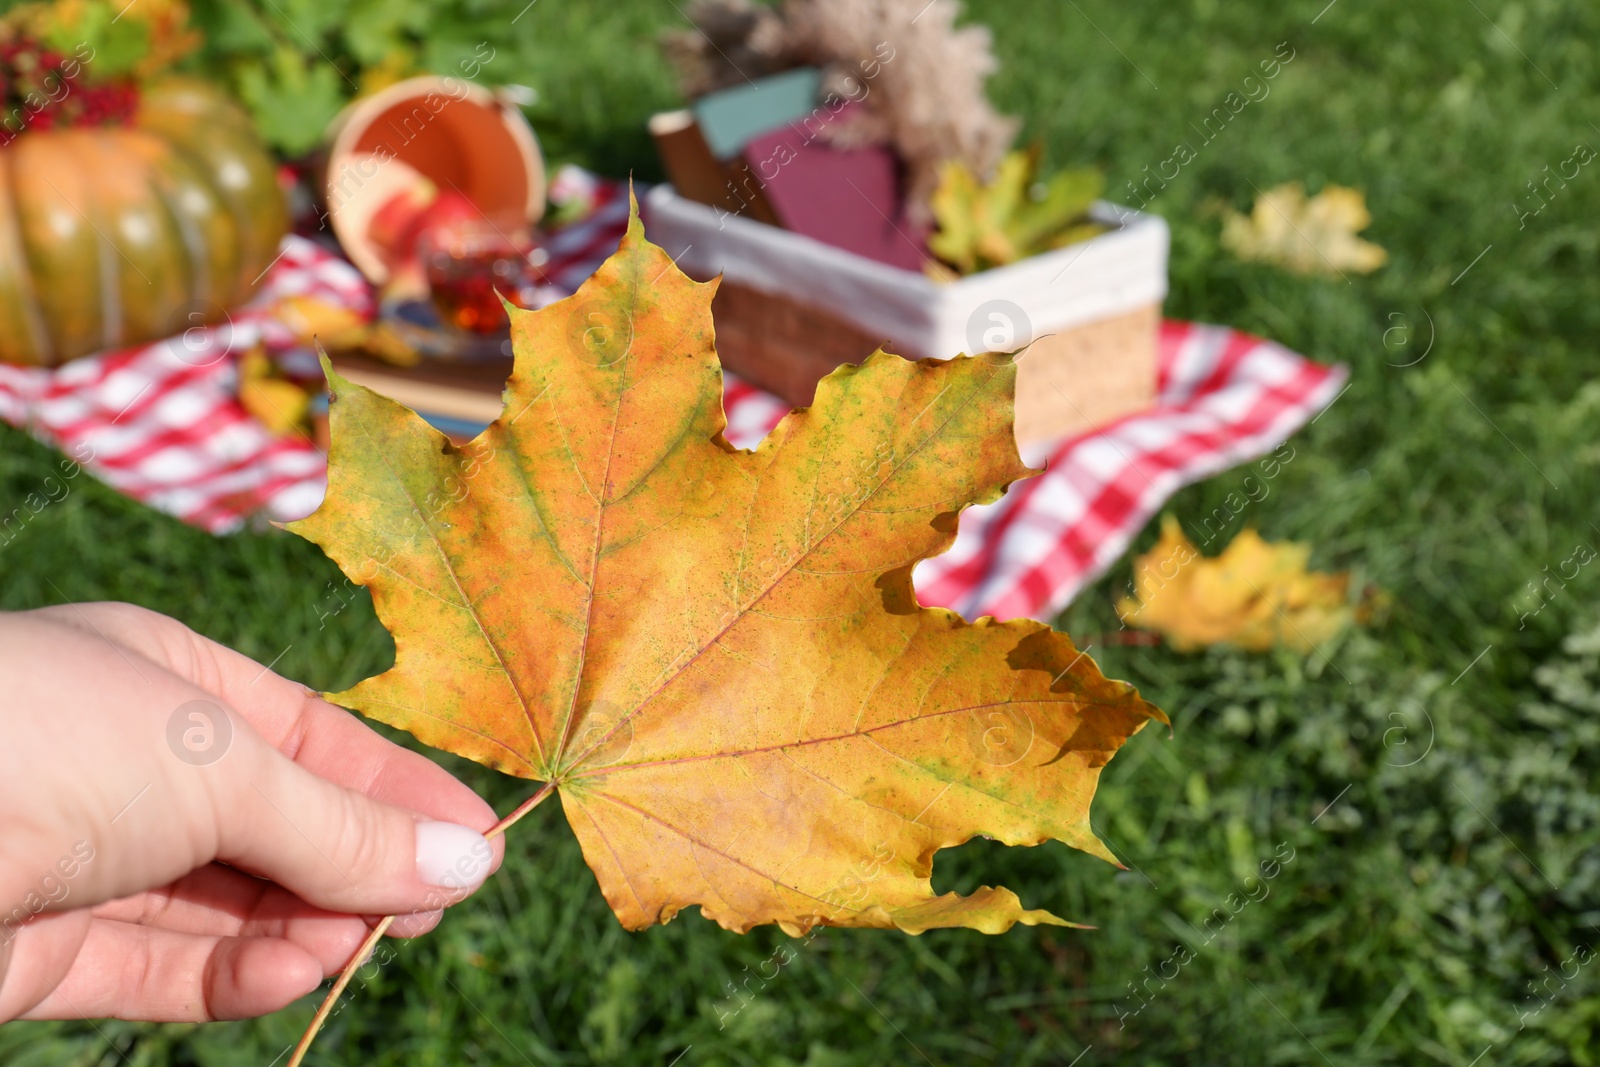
[691,67,822,159]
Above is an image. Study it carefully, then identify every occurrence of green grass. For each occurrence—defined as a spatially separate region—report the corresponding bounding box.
[3,0,1600,1063]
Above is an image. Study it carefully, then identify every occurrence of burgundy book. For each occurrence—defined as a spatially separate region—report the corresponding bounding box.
[740,114,929,271]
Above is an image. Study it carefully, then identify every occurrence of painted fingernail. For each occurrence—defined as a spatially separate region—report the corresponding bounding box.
[414,821,493,890]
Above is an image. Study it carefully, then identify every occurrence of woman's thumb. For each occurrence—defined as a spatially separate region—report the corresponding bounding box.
[211,722,495,916]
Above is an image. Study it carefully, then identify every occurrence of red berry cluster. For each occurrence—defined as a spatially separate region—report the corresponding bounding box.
[0,34,139,144]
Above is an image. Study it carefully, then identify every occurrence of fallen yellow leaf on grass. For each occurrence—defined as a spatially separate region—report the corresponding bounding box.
[1117,516,1369,652]
[1222,182,1387,276]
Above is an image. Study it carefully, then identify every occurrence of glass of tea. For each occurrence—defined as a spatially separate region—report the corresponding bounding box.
[419,219,549,335]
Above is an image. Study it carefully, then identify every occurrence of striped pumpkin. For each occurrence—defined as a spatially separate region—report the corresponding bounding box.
[0,78,288,367]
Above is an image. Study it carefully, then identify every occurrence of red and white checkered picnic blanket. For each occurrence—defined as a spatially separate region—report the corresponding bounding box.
[0,236,374,532]
[0,181,1345,622]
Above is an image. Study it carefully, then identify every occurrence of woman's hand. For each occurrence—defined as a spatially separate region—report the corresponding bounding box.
[0,602,504,1023]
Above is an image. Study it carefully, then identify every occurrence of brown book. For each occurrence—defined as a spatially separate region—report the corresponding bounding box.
[648,110,779,226]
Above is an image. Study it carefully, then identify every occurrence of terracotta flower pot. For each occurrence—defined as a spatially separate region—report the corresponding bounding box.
[322,75,546,285]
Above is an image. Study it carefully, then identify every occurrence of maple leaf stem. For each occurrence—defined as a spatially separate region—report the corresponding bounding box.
[285,782,558,1067]
[283,914,396,1067]
[486,780,559,840]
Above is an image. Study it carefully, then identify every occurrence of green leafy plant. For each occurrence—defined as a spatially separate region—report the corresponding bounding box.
[0,0,200,139]
[156,0,678,160]
[5,0,201,80]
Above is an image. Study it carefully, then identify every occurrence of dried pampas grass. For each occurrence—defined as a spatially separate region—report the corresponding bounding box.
[661,0,794,97]
[662,0,1017,223]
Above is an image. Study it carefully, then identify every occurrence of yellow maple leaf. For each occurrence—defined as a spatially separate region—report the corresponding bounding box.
[1117,516,1362,653]
[238,347,310,438]
[271,294,422,366]
[928,150,1105,276]
[273,295,368,344]
[288,199,1165,937]
[1222,182,1387,276]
